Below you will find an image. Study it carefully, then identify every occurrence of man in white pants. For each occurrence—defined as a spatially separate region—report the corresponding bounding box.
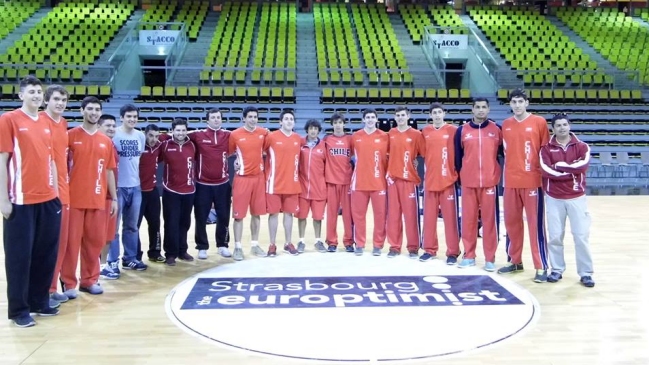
[539,113,594,288]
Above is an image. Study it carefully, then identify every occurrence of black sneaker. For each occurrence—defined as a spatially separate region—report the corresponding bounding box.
[533,270,548,283]
[446,256,458,265]
[547,272,563,283]
[387,249,399,258]
[419,253,436,262]
[12,315,36,328]
[580,276,595,288]
[148,255,166,263]
[178,253,194,262]
[32,307,60,317]
[345,245,354,253]
[327,245,337,253]
[497,263,525,274]
[122,259,148,271]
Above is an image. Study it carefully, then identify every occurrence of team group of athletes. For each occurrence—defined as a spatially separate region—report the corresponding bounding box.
[1,76,595,329]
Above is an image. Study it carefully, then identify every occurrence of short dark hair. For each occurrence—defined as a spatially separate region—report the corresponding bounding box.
[81,96,102,109]
[551,112,570,127]
[243,106,258,118]
[472,97,490,107]
[119,103,138,117]
[362,108,377,118]
[330,113,345,124]
[206,108,221,120]
[279,109,294,121]
[171,118,188,130]
[145,124,160,133]
[44,84,68,102]
[98,114,117,126]
[395,106,409,114]
[19,75,42,91]
[304,119,322,132]
[429,103,445,113]
[508,88,528,101]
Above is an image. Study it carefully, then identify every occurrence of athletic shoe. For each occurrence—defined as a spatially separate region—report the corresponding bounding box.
[580,276,595,288]
[354,247,364,256]
[534,270,547,283]
[284,243,299,256]
[484,262,496,272]
[109,261,121,275]
[251,245,266,257]
[497,263,525,274]
[297,242,306,253]
[63,288,78,300]
[12,315,36,328]
[233,248,244,261]
[148,255,165,263]
[48,298,61,309]
[372,247,382,256]
[33,307,59,317]
[198,250,208,260]
[267,244,277,257]
[79,283,104,295]
[327,245,337,253]
[314,241,326,253]
[50,292,68,304]
[345,245,355,253]
[122,259,148,271]
[547,272,563,283]
[408,250,418,259]
[419,253,436,262]
[165,256,176,266]
[458,258,476,268]
[100,266,120,280]
[178,253,194,262]
[446,256,458,265]
[218,247,232,258]
[387,249,399,258]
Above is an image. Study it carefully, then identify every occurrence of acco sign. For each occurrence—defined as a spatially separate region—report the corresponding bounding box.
[139,30,179,46]
[430,34,468,50]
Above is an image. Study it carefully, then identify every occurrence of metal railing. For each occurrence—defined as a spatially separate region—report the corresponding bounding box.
[494,69,641,89]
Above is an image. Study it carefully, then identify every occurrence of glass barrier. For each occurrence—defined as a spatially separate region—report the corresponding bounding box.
[0,63,115,85]
[493,69,641,90]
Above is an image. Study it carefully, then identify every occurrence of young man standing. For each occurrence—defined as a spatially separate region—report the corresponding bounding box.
[420,103,461,264]
[65,96,118,296]
[229,107,268,260]
[137,124,165,263]
[188,108,232,260]
[0,76,62,327]
[160,118,196,266]
[540,113,595,288]
[324,113,354,253]
[41,85,71,307]
[106,104,147,272]
[350,109,389,256]
[455,98,502,271]
[386,107,424,258]
[498,89,551,283]
[264,110,302,256]
[97,115,121,281]
[296,119,327,253]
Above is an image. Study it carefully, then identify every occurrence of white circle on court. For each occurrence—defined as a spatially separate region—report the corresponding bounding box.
[166,253,540,362]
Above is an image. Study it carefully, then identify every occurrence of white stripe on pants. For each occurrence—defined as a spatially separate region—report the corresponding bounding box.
[545,195,594,277]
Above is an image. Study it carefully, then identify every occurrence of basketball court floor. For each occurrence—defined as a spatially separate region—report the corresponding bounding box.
[0,195,647,364]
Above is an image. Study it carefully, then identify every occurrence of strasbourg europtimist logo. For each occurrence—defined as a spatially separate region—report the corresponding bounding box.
[181,275,524,310]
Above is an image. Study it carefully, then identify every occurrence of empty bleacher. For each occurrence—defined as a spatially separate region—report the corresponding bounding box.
[557,7,649,86]
[0,1,43,41]
[251,2,297,85]
[468,6,608,88]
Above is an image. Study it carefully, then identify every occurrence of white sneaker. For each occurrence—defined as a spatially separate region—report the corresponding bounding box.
[218,247,232,258]
[198,250,208,260]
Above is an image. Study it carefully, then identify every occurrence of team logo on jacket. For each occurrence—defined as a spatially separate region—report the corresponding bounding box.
[168,255,538,362]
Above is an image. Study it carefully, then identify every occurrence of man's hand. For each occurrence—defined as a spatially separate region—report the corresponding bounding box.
[0,199,12,219]
[110,200,118,217]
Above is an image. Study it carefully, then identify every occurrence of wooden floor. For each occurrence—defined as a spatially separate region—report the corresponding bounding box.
[1,195,648,365]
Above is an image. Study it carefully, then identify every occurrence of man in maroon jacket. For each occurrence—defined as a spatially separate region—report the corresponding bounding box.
[160,118,196,266]
[188,109,231,260]
[539,113,594,288]
[136,124,165,263]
